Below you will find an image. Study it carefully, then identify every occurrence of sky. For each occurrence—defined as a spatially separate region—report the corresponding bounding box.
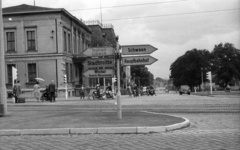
[2,0,240,79]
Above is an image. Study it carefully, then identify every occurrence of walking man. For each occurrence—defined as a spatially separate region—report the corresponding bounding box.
[49,80,56,102]
[79,84,85,99]
[13,80,21,103]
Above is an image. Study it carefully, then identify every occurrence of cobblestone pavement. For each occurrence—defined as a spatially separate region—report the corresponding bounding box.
[0,129,239,150]
[1,94,240,149]
[0,113,239,150]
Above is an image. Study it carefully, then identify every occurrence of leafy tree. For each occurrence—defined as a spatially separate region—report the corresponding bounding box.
[156,77,164,82]
[170,49,211,90]
[131,65,154,86]
[211,43,240,87]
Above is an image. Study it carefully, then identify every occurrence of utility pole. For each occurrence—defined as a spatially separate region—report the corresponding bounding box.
[0,0,7,116]
[116,36,122,119]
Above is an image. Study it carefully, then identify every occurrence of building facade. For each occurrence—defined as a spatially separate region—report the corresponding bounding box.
[3,4,91,97]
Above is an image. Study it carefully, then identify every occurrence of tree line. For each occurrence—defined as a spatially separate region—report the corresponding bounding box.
[170,42,240,90]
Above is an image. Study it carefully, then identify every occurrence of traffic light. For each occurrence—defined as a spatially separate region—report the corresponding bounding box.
[12,67,17,81]
[206,71,212,81]
[112,77,117,83]
[63,75,67,83]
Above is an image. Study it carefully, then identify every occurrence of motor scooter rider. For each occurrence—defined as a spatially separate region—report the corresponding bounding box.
[146,86,150,95]
[106,83,113,98]
[149,85,156,96]
[133,84,139,97]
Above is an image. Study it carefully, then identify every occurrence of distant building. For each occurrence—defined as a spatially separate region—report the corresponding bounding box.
[84,20,117,89]
[3,4,91,97]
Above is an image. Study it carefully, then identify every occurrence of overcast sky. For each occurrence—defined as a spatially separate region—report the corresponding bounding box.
[2,0,240,79]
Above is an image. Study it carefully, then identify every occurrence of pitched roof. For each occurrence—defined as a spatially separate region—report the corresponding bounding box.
[3,4,59,14]
[3,4,91,33]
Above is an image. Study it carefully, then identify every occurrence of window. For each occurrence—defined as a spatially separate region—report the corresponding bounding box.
[6,32,15,51]
[70,63,73,82]
[82,33,85,51]
[77,32,80,53]
[75,64,78,77]
[66,63,69,82]
[89,78,98,88]
[7,64,16,84]
[26,30,36,51]
[28,63,37,82]
[68,33,71,53]
[63,31,67,52]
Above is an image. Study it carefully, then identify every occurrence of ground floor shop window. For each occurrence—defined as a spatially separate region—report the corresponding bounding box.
[89,77,112,88]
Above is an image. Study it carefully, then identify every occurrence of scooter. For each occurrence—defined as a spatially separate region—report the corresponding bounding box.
[92,91,105,100]
[148,89,155,96]
[40,91,51,101]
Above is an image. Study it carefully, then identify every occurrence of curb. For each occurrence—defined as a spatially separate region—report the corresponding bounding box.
[0,116,190,136]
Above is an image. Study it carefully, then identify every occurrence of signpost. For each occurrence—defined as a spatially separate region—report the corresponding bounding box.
[83,47,115,57]
[122,55,158,66]
[83,69,114,78]
[83,58,114,68]
[122,44,157,55]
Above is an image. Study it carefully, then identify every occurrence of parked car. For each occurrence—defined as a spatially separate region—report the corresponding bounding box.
[179,85,191,95]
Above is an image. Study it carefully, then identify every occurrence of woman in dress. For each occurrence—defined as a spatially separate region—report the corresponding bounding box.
[33,81,41,102]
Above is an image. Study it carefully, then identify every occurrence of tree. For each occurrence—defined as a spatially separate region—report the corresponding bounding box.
[170,49,211,90]
[131,65,154,86]
[211,43,240,87]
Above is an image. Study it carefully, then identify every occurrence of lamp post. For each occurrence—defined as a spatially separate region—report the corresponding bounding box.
[0,0,8,116]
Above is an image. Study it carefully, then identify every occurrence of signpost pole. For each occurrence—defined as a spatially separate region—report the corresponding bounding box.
[116,37,122,119]
[0,0,7,116]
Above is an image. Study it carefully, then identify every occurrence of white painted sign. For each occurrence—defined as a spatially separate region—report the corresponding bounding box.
[83,69,114,78]
[83,58,114,67]
[122,44,157,55]
[122,55,158,66]
[83,47,115,57]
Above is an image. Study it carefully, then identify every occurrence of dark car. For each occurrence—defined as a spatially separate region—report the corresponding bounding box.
[179,85,191,95]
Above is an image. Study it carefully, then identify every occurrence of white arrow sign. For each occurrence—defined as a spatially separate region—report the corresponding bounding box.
[122,55,158,66]
[122,44,157,55]
[83,69,114,78]
[83,47,115,57]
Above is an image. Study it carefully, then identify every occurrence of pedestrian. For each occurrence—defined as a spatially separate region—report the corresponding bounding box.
[48,80,56,102]
[96,83,101,98]
[33,81,41,102]
[13,80,21,103]
[86,86,90,100]
[79,84,85,99]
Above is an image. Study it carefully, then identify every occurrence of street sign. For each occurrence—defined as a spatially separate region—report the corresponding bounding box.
[83,69,114,78]
[122,44,157,55]
[83,47,115,57]
[83,58,114,68]
[122,55,158,66]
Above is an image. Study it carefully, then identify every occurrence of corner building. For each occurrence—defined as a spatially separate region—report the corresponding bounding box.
[3,4,91,97]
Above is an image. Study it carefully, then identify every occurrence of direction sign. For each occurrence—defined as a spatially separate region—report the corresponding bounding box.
[122,55,158,66]
[83,47,115,57]
[122,44,157,55]
[83,58,114,68]
[83,69,114,78]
